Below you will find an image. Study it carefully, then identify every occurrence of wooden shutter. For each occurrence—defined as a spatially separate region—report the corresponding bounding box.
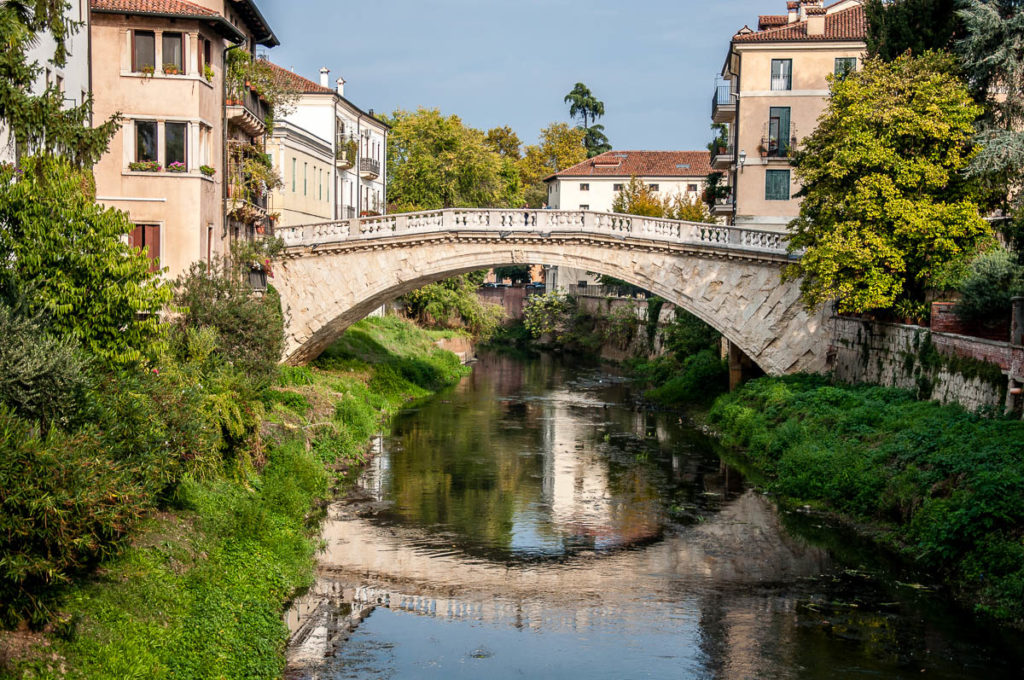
[145,225,160,272]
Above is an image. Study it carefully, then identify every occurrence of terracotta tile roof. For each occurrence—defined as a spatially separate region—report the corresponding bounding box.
[734,1,866,43]
[545,151,712,181]
[264,61,335,95]
[91,0,219,18]
[758,15,789,30]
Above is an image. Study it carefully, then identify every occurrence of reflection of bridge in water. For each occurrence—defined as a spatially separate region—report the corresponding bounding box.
[274,209,830,375]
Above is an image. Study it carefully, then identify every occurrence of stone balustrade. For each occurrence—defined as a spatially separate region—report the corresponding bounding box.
[275,209,792,257]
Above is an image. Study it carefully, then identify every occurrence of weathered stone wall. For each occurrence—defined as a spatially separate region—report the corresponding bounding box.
[477,287,529,320]
[829,317,1011,413]
[574,296,678,362]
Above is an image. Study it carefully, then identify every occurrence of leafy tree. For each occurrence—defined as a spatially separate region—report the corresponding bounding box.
[564,82,611,158]
[612,176,666,217]
[518,122,587,207]
[0,0,120,165]
[954,247,1024,322]
[484,126,522,159]
[785,52,991,315]
[493,265,532,284]
[865,0,961,60]
[957,0,1024,256]
[564,82,605,129]
[403,272,504,338]
[0,156,171,366]
[385,108,521,210]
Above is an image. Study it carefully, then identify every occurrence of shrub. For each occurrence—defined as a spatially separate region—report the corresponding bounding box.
[645,349,728,406]
[173,260,285,386]
[955,247,1024,323]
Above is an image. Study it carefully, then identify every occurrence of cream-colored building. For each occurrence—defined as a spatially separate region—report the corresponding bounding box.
[543,150,712,290]
[266,64,389,226]
[90,0,278,277]
[712,0,866,229]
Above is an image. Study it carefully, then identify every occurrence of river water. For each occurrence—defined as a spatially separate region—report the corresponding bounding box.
[286,352,1024,679]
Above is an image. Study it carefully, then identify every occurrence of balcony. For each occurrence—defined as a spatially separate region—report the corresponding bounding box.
[336,136,357,170]
[359,157,380,180]
[712,145,734,170]
[712,193,735,216]
[226,86,269,137]
[759,137,795,159]
[711,84,736,123]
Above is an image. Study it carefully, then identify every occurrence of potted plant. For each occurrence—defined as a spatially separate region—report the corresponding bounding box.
[757,142,768,158]
[167,161,187,173]
[199,164,216,177]
[204,63,214,82]
[162,63,180,75]
[128,160,161,172]
[140,64,155,77]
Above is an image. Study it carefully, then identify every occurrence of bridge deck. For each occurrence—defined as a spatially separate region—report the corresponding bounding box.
[276,209,793,258]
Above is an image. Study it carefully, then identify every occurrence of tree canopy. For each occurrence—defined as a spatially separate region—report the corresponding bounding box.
[518,122,587,207]
[385,108,523,211]
[864,0,961,60]
[612,176,716,222]
[564,82,611,158]
[785,52,991,316]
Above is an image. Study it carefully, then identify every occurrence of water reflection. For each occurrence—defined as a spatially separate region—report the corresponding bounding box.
[286,352,1024,680]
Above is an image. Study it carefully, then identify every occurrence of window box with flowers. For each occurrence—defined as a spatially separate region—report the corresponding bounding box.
[162,63,181,75]
[167,161,187,173]
[129,160,161,172]
[140,64,155,77]
[199,164,216,177]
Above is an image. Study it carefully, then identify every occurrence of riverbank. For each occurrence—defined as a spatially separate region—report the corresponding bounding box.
[0,316,468,679]
[708,374,1024,626]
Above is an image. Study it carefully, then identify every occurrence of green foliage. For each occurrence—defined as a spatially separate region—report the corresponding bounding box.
[786,52,991,314]
[955,247,1024,322]
[627,311,726,407]
[702,171,730,210]
[493,265,532,284]
[709,375,1024,622]
[172,260,285,386]
[564,82,611,157]
[518,122,588,207]
[402,274,504,339]
[0,0,120,166]
[707,123,729,154]
[386,108,523,210]
[484,126,522,159]
[644,350,728,406]
[0,303,90,432]
[0,157,172,366]
[865,0,961,60]
[612,176,665,217]
[523,292,575,339]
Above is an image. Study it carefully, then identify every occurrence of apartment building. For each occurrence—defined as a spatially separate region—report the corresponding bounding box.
[544,149,712,290]
[265,64,388,227]
[712,0,866,230]
[90,0,278,277]
[0,0,92,163]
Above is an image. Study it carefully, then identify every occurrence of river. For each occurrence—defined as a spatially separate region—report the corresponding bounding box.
[285,351,1024,679]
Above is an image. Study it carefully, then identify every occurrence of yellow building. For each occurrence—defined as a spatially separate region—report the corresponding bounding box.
[90,0,278,277]
[712,0,866,230]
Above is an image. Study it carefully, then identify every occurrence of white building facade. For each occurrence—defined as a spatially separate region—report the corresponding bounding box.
[1,0,92,163]
[267,64,388,226]
[543,150,712,290]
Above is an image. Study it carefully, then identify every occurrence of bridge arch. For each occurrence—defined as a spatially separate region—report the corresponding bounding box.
[272,209,830,375]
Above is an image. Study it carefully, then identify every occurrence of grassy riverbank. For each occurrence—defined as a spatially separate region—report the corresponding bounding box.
[709,375,1024,625]
[1,316,467,680]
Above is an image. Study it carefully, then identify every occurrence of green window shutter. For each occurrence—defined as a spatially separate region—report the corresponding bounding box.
[770,107,791,153]
[765,170,790,200]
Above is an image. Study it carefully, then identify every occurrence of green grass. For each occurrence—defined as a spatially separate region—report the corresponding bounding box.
[709,375,1024,625]
[3,316,468,679]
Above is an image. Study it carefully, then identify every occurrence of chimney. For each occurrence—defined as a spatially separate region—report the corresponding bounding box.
[336,77,346,97]
[787,1,799,23]
[319,67,330,88]
[806,4,826,36]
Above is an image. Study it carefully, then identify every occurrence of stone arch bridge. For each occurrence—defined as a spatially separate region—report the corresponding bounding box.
[273,209,829,375]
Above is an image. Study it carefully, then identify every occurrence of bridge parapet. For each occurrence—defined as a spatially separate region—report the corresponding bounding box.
[276,209,791,257]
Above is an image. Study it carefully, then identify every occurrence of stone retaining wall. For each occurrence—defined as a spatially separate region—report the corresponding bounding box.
[829,316,1012,414]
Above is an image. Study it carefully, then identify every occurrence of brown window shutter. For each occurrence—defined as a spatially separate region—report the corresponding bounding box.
[131,31,136,72]
[129,225,142,249]
[145,225,161,271]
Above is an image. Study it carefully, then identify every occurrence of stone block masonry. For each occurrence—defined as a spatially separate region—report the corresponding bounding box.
[829,316,1013,414]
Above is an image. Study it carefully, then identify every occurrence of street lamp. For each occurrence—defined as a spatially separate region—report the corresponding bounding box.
[738,150,747,169]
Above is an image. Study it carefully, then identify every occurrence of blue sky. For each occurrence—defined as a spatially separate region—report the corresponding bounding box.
[258,0,768,150]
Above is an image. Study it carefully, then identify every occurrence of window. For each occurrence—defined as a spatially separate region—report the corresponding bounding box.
[129,224,160,272]
[579,183,590,191]
[771,58,792,91]
[765,170,790,200]
[319,169,323,200]
[291,158,296,192]
[613,183,624,192]
[55,75,64,93]
[303,162,307,195]
[767,106,792,157]
[165,122,187,168]
[835,57,857,78]
[135,120,158,162]
[579,204,590,210]
[649,184,659,192]
[132,30,155,72]
[162,32,184,73]
[687,183,698,193]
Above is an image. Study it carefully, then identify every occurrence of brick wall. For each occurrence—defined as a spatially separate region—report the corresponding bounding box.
[829,316,1011,414]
